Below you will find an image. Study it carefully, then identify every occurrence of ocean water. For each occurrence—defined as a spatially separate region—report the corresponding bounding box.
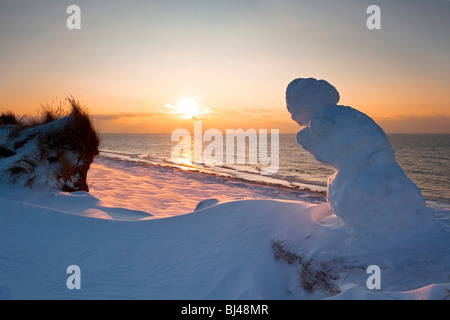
[99,133,450,209]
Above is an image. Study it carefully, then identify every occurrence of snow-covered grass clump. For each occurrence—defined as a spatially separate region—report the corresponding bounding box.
[0,98,99,192]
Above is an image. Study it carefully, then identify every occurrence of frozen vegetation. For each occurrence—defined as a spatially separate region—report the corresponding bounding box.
[0,98,99,192]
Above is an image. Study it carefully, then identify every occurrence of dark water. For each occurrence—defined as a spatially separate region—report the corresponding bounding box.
[99,133,450,208]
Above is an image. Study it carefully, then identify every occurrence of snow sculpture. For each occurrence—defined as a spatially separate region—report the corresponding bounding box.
[286,78,436,233]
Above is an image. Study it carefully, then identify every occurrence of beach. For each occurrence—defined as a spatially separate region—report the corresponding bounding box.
[88,156,326,219]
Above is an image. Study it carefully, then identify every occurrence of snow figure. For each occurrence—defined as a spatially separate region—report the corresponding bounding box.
[286,78,437,234]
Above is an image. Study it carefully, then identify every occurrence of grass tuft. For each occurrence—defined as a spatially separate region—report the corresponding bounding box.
[272,240,303,265]
[0,111,19,125]
[272,240,343,296]
[300,260,341,296]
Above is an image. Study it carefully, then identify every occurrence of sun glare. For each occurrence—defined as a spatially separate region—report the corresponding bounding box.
[177,99,201,119]
[165,98,210,120]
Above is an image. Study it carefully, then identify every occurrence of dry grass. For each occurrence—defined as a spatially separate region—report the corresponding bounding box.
[0,110,19,125]
[38,101,66,125]
[0,146,16,158]
[46,98,100,191]
[300,260,341,296]
[272,240,344,296]
[272,240,303,265]
[444,289,450,300]
[4,97,86,135]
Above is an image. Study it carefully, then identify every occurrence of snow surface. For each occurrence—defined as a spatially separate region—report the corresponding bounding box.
[0,156,449,300]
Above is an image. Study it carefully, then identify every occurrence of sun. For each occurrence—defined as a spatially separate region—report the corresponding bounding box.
[165,98,211,120]
[177,99,202,120]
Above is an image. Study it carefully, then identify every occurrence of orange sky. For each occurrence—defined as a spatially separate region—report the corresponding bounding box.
[1,1,449,133]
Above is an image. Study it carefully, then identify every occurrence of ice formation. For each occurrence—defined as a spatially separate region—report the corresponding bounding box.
[286,78,438,234]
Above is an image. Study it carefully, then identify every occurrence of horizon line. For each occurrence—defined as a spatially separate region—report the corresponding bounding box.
[98,131,450,135]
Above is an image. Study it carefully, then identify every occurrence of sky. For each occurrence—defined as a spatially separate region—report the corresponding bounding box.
[0,0,449,133]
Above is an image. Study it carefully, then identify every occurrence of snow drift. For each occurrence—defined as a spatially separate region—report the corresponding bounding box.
[0,180,448,300]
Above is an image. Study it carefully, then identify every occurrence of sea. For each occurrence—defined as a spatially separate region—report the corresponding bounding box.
[99,133,450,210]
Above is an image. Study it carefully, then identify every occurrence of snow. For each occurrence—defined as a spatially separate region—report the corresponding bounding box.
[0,156,449,300]
[286,78,340,126]
[86,157,324,219]
[194,198,220,212]
[286,77,439,235]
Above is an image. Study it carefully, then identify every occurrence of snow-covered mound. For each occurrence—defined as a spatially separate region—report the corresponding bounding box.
[0,99,99,192]
[0,185,448,300]
[286,78,439,234]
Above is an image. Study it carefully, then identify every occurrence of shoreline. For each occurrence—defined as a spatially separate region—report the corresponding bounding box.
[88,156,327,218]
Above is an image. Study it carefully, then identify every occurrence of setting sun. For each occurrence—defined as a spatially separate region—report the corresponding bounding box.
[177,99,201,119]
[165,99,211,120]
